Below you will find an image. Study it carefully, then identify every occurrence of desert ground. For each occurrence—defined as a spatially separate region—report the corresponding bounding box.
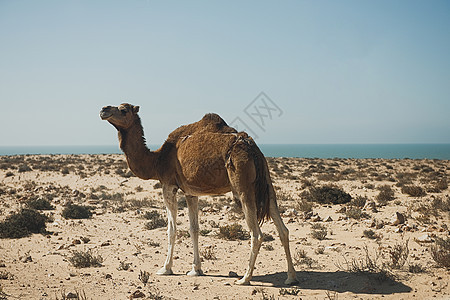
[0,154,449,300]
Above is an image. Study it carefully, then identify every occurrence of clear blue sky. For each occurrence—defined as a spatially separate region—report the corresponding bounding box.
[1,0,449,146]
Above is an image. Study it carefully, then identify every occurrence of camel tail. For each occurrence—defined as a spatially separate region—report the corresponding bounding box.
[252,144,272,225]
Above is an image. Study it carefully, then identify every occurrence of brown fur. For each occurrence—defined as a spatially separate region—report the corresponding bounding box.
[100,103,297,285]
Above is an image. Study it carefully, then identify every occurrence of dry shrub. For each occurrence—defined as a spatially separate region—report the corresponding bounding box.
[430,237,450,268]
[351,195,368,208]
[310,223,327,240]
[217,223,249,240]
[143,211,167,230]
[296,199,313,213]
[346,207,370,220]
[302,185,351,205]
[401,185,427,197]
[0,208,48,238]
[376,185,395,205]
[200,245,217,260]
[69,249,103,268]
[388,240,409,269]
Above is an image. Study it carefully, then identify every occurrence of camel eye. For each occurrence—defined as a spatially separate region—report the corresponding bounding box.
[120,108,128,114]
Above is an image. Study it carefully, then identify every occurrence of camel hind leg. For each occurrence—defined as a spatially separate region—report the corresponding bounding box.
[185,195,203,276]
[269,189,298,285]
[234,191,263,285]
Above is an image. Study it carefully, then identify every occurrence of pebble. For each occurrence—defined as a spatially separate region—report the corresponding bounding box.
[415,233,433,243]
[228,271,239,278]
[391,212,406,225]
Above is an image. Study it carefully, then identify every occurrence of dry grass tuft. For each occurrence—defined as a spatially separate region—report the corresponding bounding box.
[217,223,250,240]
[430,237,450,269]
[143,211,167,230]
[68,250,103,268]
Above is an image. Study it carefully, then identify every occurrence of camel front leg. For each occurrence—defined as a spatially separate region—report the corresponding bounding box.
[185,195,203,276]
[156,184,178,275]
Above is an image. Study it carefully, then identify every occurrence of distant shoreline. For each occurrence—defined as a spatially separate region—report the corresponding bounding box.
[1,144,449,160]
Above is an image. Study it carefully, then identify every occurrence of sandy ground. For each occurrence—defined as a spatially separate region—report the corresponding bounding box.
[0,154,449,300]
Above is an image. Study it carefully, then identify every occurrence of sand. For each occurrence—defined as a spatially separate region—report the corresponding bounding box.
[0,154,449,299]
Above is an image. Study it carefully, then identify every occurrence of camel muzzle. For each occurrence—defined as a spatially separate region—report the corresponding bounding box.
[100,106,113,120]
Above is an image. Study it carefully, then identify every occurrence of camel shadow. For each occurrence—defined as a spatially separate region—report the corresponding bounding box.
[250,270,412,295]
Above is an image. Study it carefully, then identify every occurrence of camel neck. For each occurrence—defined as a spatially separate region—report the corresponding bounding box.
[118,118,159,180]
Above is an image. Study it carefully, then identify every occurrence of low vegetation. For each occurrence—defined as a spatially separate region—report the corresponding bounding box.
[302,185,351,204]
[217,223,250,240]
[0,208,48,238]
[62,204,93,219]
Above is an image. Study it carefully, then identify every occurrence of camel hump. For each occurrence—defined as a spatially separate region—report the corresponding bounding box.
[202,113,227,125]
[201,113,237,134]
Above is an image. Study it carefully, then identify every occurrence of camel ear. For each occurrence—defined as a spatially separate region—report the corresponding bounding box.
[132,106,140,114]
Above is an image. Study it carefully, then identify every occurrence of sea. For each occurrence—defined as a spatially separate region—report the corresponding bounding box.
[0,144,449,160]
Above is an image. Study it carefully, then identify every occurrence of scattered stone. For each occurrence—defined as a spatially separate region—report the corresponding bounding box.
[324,216,333,222]
[101,241,111,247]
[224,282,231,286]
[105,273,112,279]
[72,239,81,245]
[283,208,298,217]
[391,212,406,225]
[0,262,6,268]
[228,271,239,278]
[80,236,90,243]
[394,227,403,233]
[415,234,433,243]
[21,255,32,263]
[311,215,321,222]
[66,292,78,299]
[130,290,145,298]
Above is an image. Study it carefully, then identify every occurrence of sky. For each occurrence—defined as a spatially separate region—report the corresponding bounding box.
[1,0,449,146]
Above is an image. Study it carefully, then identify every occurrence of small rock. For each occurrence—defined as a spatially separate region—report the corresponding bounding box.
[228,271,239,278]
[391,212,406,225]
[66,292,78,299]
[311,215,321,222]
[224,282,231,286]
[101,241,111,247]
[105,273,112,279]
[0,262,6,268]
[80,237,90,243]
[394,227,403,233]
[72,239,81,245]
[324,216,333,222]
[130,290,145,298]
[415,233,433,243]
[21,256,32,263]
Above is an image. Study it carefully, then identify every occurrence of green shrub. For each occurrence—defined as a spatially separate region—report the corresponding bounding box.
[0,209,48,238]
[62,204,92,219]
[303,185,351,205]
[26,198,54,210]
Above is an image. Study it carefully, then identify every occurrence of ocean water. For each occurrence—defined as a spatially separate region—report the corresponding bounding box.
[1,144,449,159]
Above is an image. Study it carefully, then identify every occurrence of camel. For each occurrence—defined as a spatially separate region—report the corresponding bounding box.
[100,103,298,285]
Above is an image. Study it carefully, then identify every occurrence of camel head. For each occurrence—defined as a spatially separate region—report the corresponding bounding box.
[100,103,140,130]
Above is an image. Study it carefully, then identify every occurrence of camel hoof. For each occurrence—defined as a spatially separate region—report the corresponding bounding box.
[284,277,299,285]
[187,269,204,276]
[235,278,251,285]
[156,267,173,275]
